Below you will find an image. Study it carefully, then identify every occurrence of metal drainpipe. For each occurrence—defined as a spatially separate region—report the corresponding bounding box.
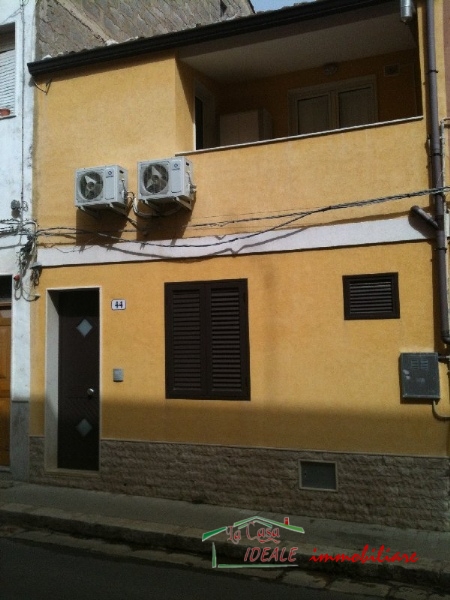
[400,0,416,22]
[425,0,450,345]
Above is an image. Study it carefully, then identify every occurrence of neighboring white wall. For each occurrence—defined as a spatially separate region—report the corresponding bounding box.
[0,0,36,479]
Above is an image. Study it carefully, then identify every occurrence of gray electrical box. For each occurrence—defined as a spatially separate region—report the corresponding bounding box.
[113,368,124,382]
[400,353,440,400]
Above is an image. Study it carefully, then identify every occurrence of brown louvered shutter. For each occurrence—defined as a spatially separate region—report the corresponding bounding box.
[207,281,249,398]
[165,280,250,399]
[166,284,206,397]
[343,273,400,320]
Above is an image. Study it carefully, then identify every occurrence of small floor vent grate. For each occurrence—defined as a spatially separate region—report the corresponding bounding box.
[299,460,337,491]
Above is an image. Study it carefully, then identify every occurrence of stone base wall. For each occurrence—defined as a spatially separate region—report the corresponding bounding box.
[29,437,450,531]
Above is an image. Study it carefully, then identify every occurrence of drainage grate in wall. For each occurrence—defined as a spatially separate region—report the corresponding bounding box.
[299,460,337,491]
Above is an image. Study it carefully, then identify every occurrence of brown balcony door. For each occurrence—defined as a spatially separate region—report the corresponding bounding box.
[57,289,99,471]
[0,303,11,466]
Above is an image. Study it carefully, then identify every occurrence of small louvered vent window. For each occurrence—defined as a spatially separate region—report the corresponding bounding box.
[165,279,250,400]
[343,273,400,320]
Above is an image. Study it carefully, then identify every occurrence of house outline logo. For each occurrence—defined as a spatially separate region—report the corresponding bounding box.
[202,515,305,569]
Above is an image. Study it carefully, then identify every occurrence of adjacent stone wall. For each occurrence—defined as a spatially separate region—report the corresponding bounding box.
[35,0,254,59]
[29,436,450,531]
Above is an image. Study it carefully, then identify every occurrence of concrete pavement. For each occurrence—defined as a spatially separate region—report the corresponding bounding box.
[0,479,449,596]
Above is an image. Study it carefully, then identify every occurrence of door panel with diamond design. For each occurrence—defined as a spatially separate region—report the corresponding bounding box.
[58,289,99,470]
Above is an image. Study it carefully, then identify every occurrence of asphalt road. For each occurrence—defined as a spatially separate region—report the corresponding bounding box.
[0,537,380,600]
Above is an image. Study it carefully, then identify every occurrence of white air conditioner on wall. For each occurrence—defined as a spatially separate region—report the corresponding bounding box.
[137,157,195,210]
[75,165,128,210]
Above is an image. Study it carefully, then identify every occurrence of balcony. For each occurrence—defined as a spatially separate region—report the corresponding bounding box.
[179,0,421,146]
[171,0,425,237]
[180,116,427,239]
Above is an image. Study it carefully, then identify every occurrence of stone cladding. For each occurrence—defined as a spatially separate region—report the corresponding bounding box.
[29,436,450,531]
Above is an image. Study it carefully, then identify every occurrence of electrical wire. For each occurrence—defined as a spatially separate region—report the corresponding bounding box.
[32,79,52,94]
[189,185,450,230]
[132,196,155,219]
[35,185,450,253]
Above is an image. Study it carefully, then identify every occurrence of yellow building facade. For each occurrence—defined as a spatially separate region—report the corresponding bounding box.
[28,0,450,529]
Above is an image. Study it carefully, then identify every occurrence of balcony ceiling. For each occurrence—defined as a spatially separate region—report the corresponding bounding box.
[180,2,416,83]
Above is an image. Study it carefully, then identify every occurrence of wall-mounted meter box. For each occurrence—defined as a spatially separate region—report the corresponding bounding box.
[400,353,440,400]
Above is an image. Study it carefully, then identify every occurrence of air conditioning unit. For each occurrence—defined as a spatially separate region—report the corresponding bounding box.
[75,165,128,210]
[138,157,194,209]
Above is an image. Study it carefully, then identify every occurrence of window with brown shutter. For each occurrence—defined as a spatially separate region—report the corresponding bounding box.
[0,27,15,116]
[165,279,250,400]
[343,273,400,320]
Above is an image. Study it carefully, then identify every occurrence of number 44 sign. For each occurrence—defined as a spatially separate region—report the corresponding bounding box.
[111,299,126,310]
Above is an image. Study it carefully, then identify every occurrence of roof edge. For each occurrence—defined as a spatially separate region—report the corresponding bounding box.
[28,0,395,77]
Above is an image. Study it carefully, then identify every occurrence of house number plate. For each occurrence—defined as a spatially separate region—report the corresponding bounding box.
[111,299,126,310]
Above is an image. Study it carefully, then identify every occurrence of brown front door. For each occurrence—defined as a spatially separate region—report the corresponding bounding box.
[57,289,99,471]
[0,302,11,466]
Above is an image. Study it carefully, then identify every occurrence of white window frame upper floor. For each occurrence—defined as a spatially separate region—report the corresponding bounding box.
[289,75,378,137]
[0,25,15,118]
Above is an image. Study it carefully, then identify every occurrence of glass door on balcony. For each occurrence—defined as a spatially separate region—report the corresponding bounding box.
[297,94,331,135]
[194,82,216,150]
[291,76,376,135]
[338,86,375,128]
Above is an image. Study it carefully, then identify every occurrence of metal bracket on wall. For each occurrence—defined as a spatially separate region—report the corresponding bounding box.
[78,205,100,219]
